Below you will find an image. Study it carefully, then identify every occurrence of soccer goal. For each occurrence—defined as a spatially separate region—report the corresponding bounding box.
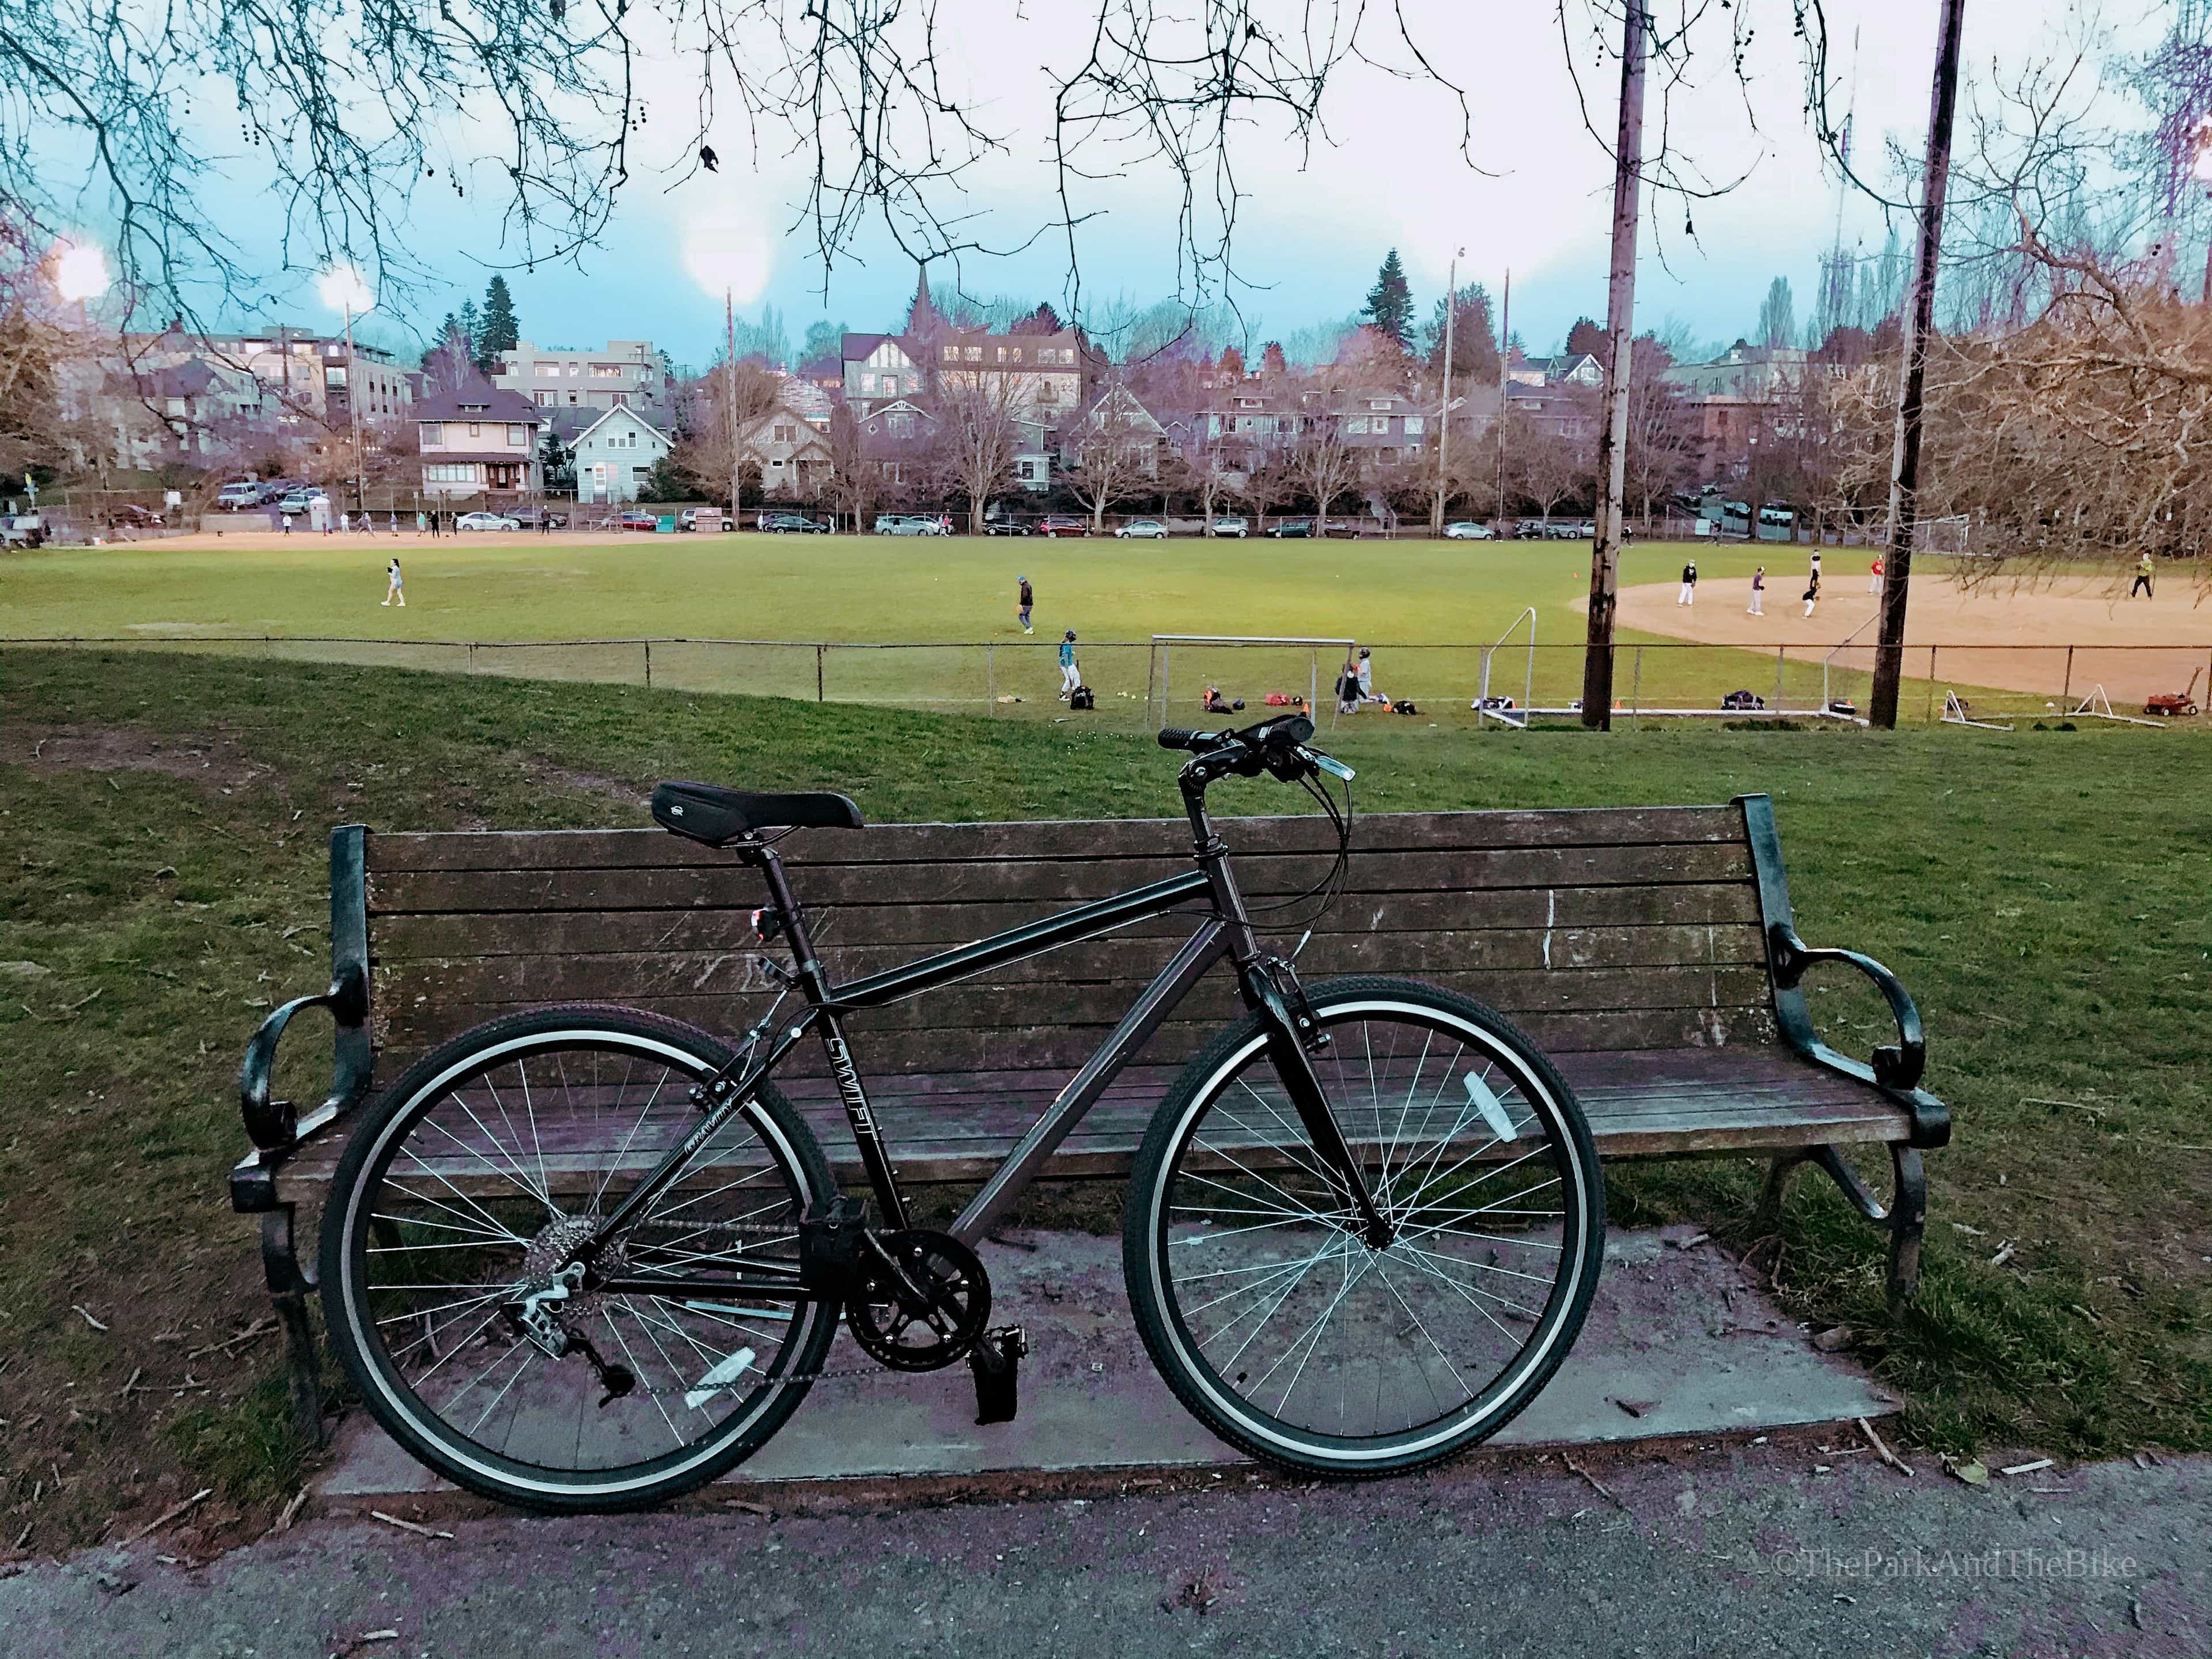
[1147,635,1355,728]
[1920,514,1976,556]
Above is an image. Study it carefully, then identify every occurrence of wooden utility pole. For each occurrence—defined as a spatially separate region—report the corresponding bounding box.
[1495,268,1510,524]
[1581,2,1648,730]
[1870,0,1967,728]
[1434,248,1461,536]
[726,287,741,525]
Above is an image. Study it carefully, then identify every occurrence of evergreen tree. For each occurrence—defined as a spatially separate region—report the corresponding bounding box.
[1422,283,1501,381]
[1218,344,1245,380]
[476,276,520,376]
[1259,340,1287,377]
[421,312,461,372]
[1563,317,1608,359]
[1009,301,1065,336]
[800,319,847,364]
[1359,249,1415,349]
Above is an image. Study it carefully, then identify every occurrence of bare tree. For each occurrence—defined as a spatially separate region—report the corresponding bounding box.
[935,377,1023,532]
[1066,393,1157,531]
[1509,418,1589,525]
[1290,419,1362,533]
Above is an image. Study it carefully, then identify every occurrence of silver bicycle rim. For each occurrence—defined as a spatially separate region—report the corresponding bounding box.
[1143,996,1596,1464]
[337,1028,828,1501]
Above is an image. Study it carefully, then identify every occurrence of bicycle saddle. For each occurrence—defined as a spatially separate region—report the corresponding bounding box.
[652,781,865,845]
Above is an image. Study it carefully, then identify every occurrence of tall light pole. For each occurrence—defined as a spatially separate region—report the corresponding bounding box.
[1581,2,1649,731]
[727,286,740,525]
[319,266,375,518]
[1433,247,1463,536]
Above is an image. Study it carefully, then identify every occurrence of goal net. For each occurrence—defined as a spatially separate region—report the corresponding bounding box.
[1148,635,1355,726]
[1919,514,1976,556]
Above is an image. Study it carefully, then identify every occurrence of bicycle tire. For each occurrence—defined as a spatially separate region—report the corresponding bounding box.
[1123,976,1605,1478]
[319,1003,840,1512]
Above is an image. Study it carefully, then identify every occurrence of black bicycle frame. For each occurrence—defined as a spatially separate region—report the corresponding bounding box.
[586,786,1384,1303]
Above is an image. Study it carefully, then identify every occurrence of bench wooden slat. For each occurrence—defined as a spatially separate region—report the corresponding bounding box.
[369,842,1755,916]
[363,806,1752,874]
[368,886,1766,959]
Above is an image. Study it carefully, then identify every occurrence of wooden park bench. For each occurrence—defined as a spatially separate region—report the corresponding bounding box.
[231,795,1948,1443]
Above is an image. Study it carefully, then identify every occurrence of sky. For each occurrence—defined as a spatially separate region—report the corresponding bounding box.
[221,0,2134,368]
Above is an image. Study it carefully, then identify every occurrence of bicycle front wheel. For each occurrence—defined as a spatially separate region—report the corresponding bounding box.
[1124,976,1605,1477]
[319,1005,839,1512]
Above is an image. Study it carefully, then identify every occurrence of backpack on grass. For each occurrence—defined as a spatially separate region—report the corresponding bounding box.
[1069,684,1095,711]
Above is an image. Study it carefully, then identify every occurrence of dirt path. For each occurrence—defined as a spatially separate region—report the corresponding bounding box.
[1609,573,2212,710]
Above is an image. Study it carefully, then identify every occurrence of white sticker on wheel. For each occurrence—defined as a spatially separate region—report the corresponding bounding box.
[1464,1071,1518,1142]
[683,1347,757,1410]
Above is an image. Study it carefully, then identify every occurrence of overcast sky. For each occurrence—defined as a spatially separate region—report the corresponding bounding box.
[312,0,2131,366]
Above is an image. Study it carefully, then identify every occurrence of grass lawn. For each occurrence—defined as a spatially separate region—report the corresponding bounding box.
[2,646,2206,1554]
[3,532,2014,724]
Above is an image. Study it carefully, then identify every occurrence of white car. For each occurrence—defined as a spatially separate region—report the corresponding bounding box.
[1208,516,1249,538]
[215,480,263,510]
[1444,521,1495,540]
[1116,518,1168,539]
[456,511,520,532]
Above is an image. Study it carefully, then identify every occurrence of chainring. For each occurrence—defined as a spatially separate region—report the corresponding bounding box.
[844,1229,991,1372]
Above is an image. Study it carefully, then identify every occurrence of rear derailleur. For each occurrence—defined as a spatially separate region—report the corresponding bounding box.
[510,1263,635,1407]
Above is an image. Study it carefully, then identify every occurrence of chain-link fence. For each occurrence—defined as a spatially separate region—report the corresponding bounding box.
[9,634,2209,730]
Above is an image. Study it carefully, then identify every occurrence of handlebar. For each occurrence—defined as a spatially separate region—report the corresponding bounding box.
[1157,715,1354,784]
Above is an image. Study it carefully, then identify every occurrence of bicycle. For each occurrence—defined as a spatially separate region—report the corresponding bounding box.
[320,714,1607,1510]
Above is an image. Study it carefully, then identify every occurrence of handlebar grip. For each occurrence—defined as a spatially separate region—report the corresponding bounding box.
[1158,728,1203,751]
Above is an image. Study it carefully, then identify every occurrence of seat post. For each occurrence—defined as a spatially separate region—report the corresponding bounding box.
[745,839,827,995]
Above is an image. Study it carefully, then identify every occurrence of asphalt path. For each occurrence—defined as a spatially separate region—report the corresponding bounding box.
[1,1442,2203,1658]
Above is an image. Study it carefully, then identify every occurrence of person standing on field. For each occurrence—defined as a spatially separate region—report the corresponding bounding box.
[1802,569,1820,619]
[1017,575,1034,633]
[2131,552,2154,599]
[382,558,405,607]
[1868,554,1884,595]
[1058,630,1081,699]
[1747,567,1765,616]
[1677,560,1698,606]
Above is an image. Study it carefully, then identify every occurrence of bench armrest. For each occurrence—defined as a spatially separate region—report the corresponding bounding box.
[238,960,374,1149]
[1766,922,1926,1092]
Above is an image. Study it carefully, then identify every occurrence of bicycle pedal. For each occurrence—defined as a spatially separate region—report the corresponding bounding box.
[968,1324,1027,1425]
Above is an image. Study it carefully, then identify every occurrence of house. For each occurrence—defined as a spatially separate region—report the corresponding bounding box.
[1504,384,1599,444]
[854,397,940,488]
[1320,388,1428,460]
[416,381,544,499]
[1061,385,1171,479]
[571,404,673,503]
[842,334,926,411]
[494,339,669,412]
[1522,351,1605,388]
[1661,343,1810,478]
[794,354,845,393]
[737,395,834,498]
[932,327,1089,423]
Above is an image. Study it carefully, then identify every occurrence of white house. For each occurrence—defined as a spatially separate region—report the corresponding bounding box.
[573,405,673,503]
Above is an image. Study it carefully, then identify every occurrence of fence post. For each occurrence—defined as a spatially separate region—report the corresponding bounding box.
[1309,648,1317,718]
[816,643,825,703]
[987,644,995,715]
[2062,644,2073,706]
[644,639,652,690]
[1630,646,1643,725]
[1145,644,1155,724]
[1926,646,1938,723]
[1774,646,1785,714]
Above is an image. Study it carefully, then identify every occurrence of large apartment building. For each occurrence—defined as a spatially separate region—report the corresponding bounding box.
[493,339,669,412]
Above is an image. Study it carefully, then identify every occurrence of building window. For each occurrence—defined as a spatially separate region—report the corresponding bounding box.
[536,364,559,378]
[964,346,982,362]
[1344,416,1369,434]
[535,391,551,406]
[507,424,527,445]
[1037,381,1059,403]
[941,345,957,362]
[421,422,442,444]
[613,392,630,407]
[468,421,481,437]
[1403,416,1424,435]
[1370,399,1390,411]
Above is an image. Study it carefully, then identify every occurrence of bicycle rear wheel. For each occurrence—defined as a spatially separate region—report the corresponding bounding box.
[319,1004,839,1512]
[1124,976,1604,1476]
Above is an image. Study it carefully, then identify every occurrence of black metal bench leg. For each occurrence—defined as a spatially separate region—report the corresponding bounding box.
[1754,1152,1808,1233]
[1886,1146,1926,1311]
[260,1207,326,1449]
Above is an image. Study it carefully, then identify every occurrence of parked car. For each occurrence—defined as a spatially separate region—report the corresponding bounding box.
[1207,516,1248,539]
[757,512,828,533]
[1444,521,1494,540]
[0,512,46,548]
[1263,518,1315,539]
[276,488,328,517]
[507,505,568,529]
[982,517,1032,536]
[456,511,521,532]
[679,507,733,532]
[618,507,663,531]
[873,513,949,536]
[1116,518,1168,539]
[215,479,264,511]
[1719,689,1767,711]
[1036,516,1090,538]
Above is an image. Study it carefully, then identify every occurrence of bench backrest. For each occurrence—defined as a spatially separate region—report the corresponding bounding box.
[361,805,1778,1078]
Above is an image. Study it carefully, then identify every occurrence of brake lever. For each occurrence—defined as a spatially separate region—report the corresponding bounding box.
[1300,747,1356,782]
